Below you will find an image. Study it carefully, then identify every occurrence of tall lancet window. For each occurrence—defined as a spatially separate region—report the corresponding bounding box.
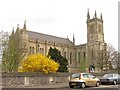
[83,52,85,60]
[30,47,34,54]
[70,52,72,64]
[90,24,94,33]
[32,47,34,54]
[64,51,66,58]
[37,45,40,53]
[98,24,102,33]
[78,52,80,63]
[30,47,32,54]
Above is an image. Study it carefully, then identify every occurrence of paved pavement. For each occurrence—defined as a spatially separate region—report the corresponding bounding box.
[2,83,120,89]
[2,82,69,88]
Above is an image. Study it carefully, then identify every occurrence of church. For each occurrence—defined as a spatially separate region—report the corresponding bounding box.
[11,10,107,73]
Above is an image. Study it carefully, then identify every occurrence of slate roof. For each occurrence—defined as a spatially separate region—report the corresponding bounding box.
[27,31,73,46]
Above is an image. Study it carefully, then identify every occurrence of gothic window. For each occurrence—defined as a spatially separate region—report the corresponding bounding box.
[41,48,44,53]
[32,47,34,54]
[64,52,66,58]
[38,47,44,54]
[101,50,103,60]
[90,24,94,33]
[30,47,32,54]
[40,48,42,53]
[37,45,40,53]
[30,47,34,54]
[70,52,72,64]
[83,52,85,59]
[98,24,101,33]
[78,52,80,63]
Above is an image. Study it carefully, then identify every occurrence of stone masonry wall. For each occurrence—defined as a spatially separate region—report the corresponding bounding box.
[2,72,71,87]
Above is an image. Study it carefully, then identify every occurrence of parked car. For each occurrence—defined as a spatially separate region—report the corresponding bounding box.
[100,73,120,85]
[69,73,100,88]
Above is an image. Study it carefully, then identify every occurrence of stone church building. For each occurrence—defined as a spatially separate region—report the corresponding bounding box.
[11,10,107,73]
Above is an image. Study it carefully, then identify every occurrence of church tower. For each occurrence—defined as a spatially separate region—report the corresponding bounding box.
[14,21,28,60]
[86,9,107,72]
[87,10,104,44]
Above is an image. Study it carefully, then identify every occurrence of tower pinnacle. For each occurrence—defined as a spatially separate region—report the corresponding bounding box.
[87,8,90,19]
[16,24,20,33]
[100,12,103,19]
[17,24,19,30]
[12,27,14,35]
[23,20,26,30]
[73,34,75,45]
[95,10,97,18]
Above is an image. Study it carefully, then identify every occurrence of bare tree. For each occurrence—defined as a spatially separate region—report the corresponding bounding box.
[106,44,118,71]
[118,52,120,73]
[96,44,118,73]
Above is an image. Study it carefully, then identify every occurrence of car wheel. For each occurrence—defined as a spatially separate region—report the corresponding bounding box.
[81,82,86,88]
[113,80,117,85]
[70,86,74,88]
[96,81,100,87]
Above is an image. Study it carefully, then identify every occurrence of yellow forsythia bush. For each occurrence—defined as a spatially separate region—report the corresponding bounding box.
[18,54,59,74]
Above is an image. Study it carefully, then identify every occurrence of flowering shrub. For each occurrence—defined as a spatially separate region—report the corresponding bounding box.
[18,54,59,74]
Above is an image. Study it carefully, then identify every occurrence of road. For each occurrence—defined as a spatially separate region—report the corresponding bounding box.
[2,85,119,90]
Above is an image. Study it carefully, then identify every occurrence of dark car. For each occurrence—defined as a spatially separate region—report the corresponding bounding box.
[100,73,120,85]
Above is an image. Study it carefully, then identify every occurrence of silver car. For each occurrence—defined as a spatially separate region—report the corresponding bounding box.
[100,73,120,85]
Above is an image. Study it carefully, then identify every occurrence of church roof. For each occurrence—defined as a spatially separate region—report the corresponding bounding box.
[27,31,73,46]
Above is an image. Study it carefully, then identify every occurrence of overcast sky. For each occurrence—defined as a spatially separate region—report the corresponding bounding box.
[0,0,118,50]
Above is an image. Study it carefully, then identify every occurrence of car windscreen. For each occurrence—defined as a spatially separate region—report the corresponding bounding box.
[71,73,80,78]
[103,74,113,78]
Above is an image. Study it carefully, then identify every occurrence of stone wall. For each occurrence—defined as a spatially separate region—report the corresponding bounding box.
[2,72,70,87]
